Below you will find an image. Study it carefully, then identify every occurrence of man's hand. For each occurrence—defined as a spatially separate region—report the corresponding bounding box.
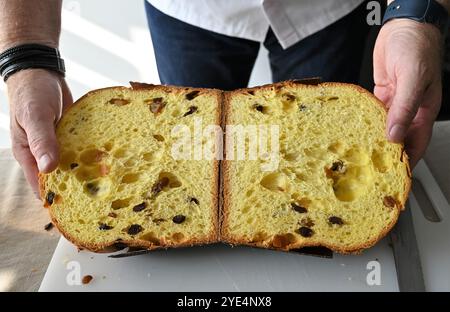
[1,0,64,194]
[373,18,443,167]
[7,69,72,195]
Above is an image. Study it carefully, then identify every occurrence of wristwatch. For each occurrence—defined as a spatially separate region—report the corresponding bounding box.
[382,0,449,36]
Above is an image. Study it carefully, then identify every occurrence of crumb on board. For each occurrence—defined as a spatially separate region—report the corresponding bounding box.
[82,275,93,284]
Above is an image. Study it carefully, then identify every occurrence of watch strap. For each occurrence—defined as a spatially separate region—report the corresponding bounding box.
[383,0,449,35]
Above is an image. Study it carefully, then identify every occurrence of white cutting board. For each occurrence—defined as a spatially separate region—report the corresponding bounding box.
[39,160,449,292]
[39,237,398,292]
[408,161,450,291]
[39,238,398,291]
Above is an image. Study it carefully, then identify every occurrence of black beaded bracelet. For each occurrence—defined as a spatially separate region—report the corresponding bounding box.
[0,44,65,82]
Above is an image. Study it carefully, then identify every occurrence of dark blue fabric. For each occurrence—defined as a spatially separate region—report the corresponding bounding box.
[145,1,370,90]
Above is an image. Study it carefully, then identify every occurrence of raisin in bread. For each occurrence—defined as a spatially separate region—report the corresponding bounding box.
[39,83,221,252]
[221,81,411,253]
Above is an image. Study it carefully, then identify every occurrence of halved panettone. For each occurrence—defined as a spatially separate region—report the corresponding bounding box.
[39,83,221,252]
[221,81,410,253]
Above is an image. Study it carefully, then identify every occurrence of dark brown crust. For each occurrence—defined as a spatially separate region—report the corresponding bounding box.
[290,77,322,85]
[220,91,232,242]
[221,80,411,254]
[39,82,221,252]
[211,90,222,242]
[401,150,412,212]
[218,91,226,242]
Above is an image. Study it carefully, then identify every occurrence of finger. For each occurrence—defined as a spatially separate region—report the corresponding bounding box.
[405,119,433,168]
[16,104,59,173]
[13,144,41,197]
[11,122,40,196]
[373,85,392,108]
[403,81,441,168]
[404,115,433,168]
[61,78,74,108]
[386,74,427,143]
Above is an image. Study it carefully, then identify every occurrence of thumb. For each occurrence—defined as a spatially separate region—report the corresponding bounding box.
[21,109,59,173]
[387,75,426,143]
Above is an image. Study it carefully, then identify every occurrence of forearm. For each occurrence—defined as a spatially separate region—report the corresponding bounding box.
[387,0,450,13]
[0,0,62,51]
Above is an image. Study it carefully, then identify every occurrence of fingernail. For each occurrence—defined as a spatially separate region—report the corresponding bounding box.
[38,154,52,172]
[389,124,407,142]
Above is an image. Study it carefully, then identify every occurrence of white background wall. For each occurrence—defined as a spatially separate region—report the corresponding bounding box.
[0,0,271,148]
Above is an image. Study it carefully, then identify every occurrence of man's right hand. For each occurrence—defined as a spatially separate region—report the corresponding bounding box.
[7,69,73,196]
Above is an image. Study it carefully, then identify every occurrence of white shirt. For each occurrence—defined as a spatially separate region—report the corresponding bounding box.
[147,0,365,49]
